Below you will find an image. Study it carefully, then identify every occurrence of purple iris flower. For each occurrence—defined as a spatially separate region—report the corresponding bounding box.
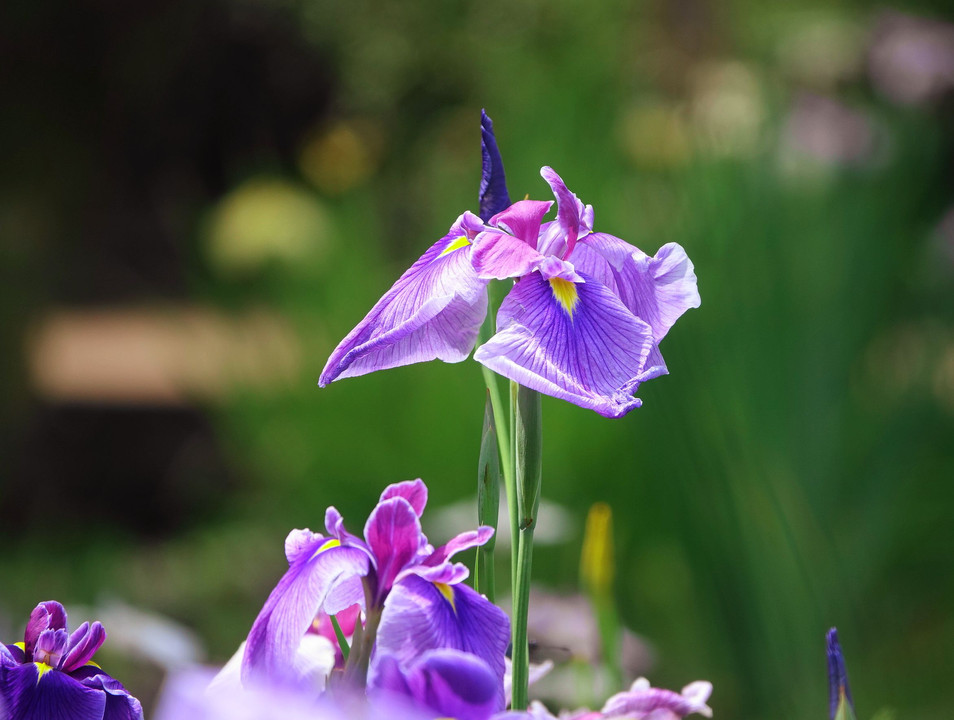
[471,168,699,417]
[319,112,699,418]
[241,479,510,706]
[0,601,143,720]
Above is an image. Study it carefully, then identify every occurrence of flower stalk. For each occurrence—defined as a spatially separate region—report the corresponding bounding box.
[475,389,501,603]
[510,381,542,710]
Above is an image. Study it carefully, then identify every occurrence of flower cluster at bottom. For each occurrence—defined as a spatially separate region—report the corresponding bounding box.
[152,479,712,720]
[0,601,143,720]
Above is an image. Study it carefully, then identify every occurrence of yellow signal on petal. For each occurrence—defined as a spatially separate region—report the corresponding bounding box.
[14,642,25,652]
[439,236,471,258]
[549,277,579,317]
[435,582,457,612]
[309,537,341,561]
[35,662,55,683]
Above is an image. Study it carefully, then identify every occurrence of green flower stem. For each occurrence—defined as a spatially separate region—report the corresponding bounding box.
[475,391,500,603]
[477,306,518,594]
[510,382,542,711]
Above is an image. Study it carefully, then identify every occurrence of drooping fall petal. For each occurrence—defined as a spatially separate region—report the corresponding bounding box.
[474,273,655,418]
[318,213,489,386]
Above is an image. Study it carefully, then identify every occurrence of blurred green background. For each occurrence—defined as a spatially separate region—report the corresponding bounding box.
[2,0,954,717]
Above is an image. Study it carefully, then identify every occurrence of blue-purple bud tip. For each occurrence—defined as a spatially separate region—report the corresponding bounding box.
[827,627,854,720]
[479,110,511,222]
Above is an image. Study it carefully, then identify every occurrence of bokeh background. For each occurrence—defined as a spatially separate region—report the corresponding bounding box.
[2,0,954,717]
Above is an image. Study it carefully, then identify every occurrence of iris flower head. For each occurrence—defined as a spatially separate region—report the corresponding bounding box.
[0,601,143,720]
[240,479,510,709]
[319,112,699,418]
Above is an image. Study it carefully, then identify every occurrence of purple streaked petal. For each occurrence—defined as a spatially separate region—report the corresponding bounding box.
[77,672,145,720]
[34,629,68,668]
[285,529,327,565]
[318,214,489,386]
[364,498,425,598]
[379,479,428,517]
[1,662,107,720]
[540,167,584,259]
[1,643,18,667]
[242,543,370,684]
[323,508,365,549]
[474,273,655,418]
[579,236,700,343]
[24,601,67,657]
[61,622,107,673]
[472,230,545,281]
[600,678,713,719]
[372,575,510,710]
[479,110,512,222]
[537,256,584,283]
[404,561,470,585]
[424,526,495,566]
[374,650,501,720]
[488,200,553,246]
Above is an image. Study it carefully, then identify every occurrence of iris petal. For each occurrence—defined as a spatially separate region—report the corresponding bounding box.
[374,650,501,720]
[364,498,426,598]
[372,576,510,711]
[378,479,428,517]
[318,213,489,386]
[242,538,369,684]
[474,273,655,418]
[0,662,107,720]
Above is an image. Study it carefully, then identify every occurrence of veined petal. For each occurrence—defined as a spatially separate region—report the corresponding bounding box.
[579,235,700,343]
[318,213,489,386]
[472,230,545,281]
[488,200,553,246]
[372,575,510,710]
[479,110,512,222]
[0,663,106,720]
[242,541,370,684]
[379,479,428,517]
[540,167,584,259]
[61,622,106,673]
[76,671,144,720]
[424,526,495,567]
[364,498,426,599]
[474,273,655,418]
[24,602,67,657]
[373,650,501,720]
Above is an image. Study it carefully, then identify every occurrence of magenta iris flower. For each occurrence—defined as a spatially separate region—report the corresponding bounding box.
[241,479,510,707]
[319,113,699,418]
[0,601,143,720]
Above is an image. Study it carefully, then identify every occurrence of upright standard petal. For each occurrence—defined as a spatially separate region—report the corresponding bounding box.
[379,479,428,517]
[474,273,655,418]
[319,213,489,386]
[372,575,510,711]
[242,537,370,685]
[363,497,427,600]
[480,111,512,222]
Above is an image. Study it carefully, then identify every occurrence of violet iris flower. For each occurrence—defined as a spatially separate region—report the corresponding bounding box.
[318,112,699,418]
[0,601,143,720]
[241,479,510,707]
